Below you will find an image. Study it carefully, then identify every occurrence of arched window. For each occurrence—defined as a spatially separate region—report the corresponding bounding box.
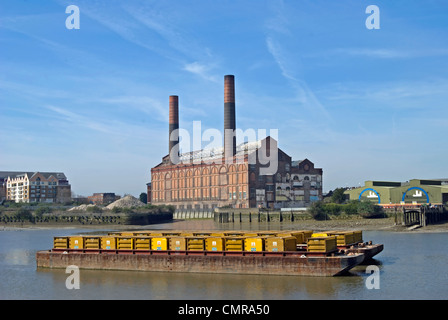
[165,173,171,190]
[211,166,218,186]
[276,173,281,182]
[229,165,236,185]
[194,169,201,188]
[187,170,192,188]
[250,172,256,182]
[219,166,227,185]
[202,168,210,187]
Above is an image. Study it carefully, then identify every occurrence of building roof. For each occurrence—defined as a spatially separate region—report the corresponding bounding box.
[154,137,282,168]
[0,171,67,180]
[177,139,263,163]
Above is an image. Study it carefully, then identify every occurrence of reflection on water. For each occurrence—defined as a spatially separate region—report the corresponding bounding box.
[1,220,448,299]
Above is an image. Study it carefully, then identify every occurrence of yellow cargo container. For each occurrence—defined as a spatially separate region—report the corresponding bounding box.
[100,236,116,250]
[224,237,245,251]
[296,230,313,242]
[134,237,151,250]
[186,237,205,251]
[53,237,69,249]
[206,237,224,251]
[353,230,363,243]
[84,236,100,249]
[265,236,296,252]
[244,237,264,252]
[169,237,186,251]
[116,237,134,250]
[69,236,84,249]
[151,237,168,250]
[326,231,355,246]
[278,231,309,244]
[312,232,329,238]
[307,236,337,253]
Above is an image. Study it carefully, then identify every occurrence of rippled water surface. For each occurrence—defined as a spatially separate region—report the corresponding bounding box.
[1,220,447,300]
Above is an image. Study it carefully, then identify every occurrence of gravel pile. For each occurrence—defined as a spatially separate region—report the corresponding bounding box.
[67,204,97,212]
[106,195,145,210]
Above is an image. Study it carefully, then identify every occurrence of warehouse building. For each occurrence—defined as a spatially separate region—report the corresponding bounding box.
[344,179,448,205]
[150,75,323,210]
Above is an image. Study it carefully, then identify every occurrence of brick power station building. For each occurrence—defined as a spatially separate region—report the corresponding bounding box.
[150,75,322,211]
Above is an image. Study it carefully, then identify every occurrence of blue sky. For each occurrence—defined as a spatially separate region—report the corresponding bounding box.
[1,0,447,197]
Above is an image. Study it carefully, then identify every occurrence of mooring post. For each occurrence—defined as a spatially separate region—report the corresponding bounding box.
[402,206,406,225]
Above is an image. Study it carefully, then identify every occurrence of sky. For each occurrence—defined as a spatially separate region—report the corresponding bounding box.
[1,0,447,197]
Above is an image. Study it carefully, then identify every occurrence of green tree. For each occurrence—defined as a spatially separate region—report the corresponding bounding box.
[307,201,328,220]
[139,192,148,204]
[323,203,342,216]
[357,201,384,218]
[16,207,32,221]
[331,188,347,204]
[343,200,360,215]
[35,206,52,218]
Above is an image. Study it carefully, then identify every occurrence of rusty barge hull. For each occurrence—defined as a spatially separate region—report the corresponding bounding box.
[36,250,365,277]
[347,244,384,262]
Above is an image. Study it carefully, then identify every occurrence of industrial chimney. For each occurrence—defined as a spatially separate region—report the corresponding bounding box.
[224,75,236,161]
[169,95,179,164]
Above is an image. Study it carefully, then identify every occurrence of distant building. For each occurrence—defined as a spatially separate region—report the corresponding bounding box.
[150,75,323,210]
[344,179,448,205]
[88,193,120,205]
[0,171,71,203]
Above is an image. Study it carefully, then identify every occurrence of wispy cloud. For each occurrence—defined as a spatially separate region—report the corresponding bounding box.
[320,78,448,105]
[183,62,218,82]
[265,34,331,121]
[65,0,220,81]
[330,48,448,59]
[98,95,168,122]
[45,105,114,134]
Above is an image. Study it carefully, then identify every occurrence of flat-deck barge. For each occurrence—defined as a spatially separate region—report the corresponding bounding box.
[36,229,383,277]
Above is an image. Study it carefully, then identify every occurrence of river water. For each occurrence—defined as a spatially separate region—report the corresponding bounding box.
[1,220,447,300]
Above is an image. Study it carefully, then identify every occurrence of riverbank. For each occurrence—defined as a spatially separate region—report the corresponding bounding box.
[2,216,448,233]
[276,217,448,233]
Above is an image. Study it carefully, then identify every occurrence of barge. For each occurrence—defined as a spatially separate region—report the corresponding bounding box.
[36,229,383,277]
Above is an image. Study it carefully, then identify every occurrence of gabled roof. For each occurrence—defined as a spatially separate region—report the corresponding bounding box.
[0,171,67,180]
